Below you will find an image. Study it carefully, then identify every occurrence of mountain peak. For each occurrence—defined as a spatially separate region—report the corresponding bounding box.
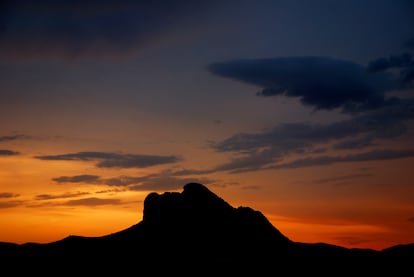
[183,181,208,191]
[142,183,233,223]
[182,182,218,200]
[141,183,291,248]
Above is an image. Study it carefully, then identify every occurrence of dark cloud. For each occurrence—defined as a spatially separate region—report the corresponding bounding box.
[367,52,414,86]
[208,56,397,113]
[367,53,412,73]
[0,192,19,198]
[332,136,375,150]
[35,151,181,168]
[0,200,23,208]
[62,197,121,206]
[52,174,101,183]
[52,171,215,192]
[240,185,261,190]
[213,148,280,173]
[206,54,414,173]
[314,173,372,184]
[168,168,212,176]
[266,149,414,170]
[166,99,414,174]
[101,175,150,186]
[213,148,414,174]
[0,134,30,142]
[0,149,19,155]
[0,0,216,61]
[52,174,149,186]
[214,99,414,153]
[95,188,125,194]
[35,191,90,200]
[96,154,180,168]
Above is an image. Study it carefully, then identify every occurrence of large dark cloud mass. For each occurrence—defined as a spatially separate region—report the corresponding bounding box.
[208,56,397,113]
[0,0,215,61]
[200,54,414,173]
[35,151,181,168]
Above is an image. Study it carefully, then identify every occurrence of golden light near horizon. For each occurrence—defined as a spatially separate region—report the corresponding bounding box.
[1,136,414,250]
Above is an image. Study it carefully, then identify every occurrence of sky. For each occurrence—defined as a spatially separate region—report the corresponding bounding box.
[0,0,414,251]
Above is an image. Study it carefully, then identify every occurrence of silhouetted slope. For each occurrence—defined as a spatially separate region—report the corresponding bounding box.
[100,182,294,268]
[1,183,413,275]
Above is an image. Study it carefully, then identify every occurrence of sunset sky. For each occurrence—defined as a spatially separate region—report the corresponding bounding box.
[1,0,414,251]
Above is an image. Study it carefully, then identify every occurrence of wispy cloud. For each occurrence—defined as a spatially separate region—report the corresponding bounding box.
[0,149,19,156]
[264,149,414,171]
[0,192,21,208]
[0,192,20,198]
[52,175,101,184]
[197,98,414,173]
[0,134,30,142]
[35,151,181,168]
[210,148,414,174]
[0,200,23,209]
[313,173,372,184]
[240,185,261,190]
[62,197,121,206]
[52,171,215,192]
[35,191,90,200]
[53,174,146,186]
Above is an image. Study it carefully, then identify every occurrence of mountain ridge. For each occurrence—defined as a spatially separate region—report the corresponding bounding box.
[1,182,413,274]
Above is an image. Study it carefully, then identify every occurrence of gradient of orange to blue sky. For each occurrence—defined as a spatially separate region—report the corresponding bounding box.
[1,0,414,251]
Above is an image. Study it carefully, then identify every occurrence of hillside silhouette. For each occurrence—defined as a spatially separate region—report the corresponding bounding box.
[1,182,413,275]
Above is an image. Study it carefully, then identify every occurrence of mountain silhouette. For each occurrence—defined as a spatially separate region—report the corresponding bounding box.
[1,182,413,275]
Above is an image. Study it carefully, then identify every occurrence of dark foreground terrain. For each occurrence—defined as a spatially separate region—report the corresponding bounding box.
[1,183,413,275]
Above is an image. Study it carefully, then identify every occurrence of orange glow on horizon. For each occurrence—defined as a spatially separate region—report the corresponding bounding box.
[266,214,412,251]
[0,204,143,244]
[1,147,414,251]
